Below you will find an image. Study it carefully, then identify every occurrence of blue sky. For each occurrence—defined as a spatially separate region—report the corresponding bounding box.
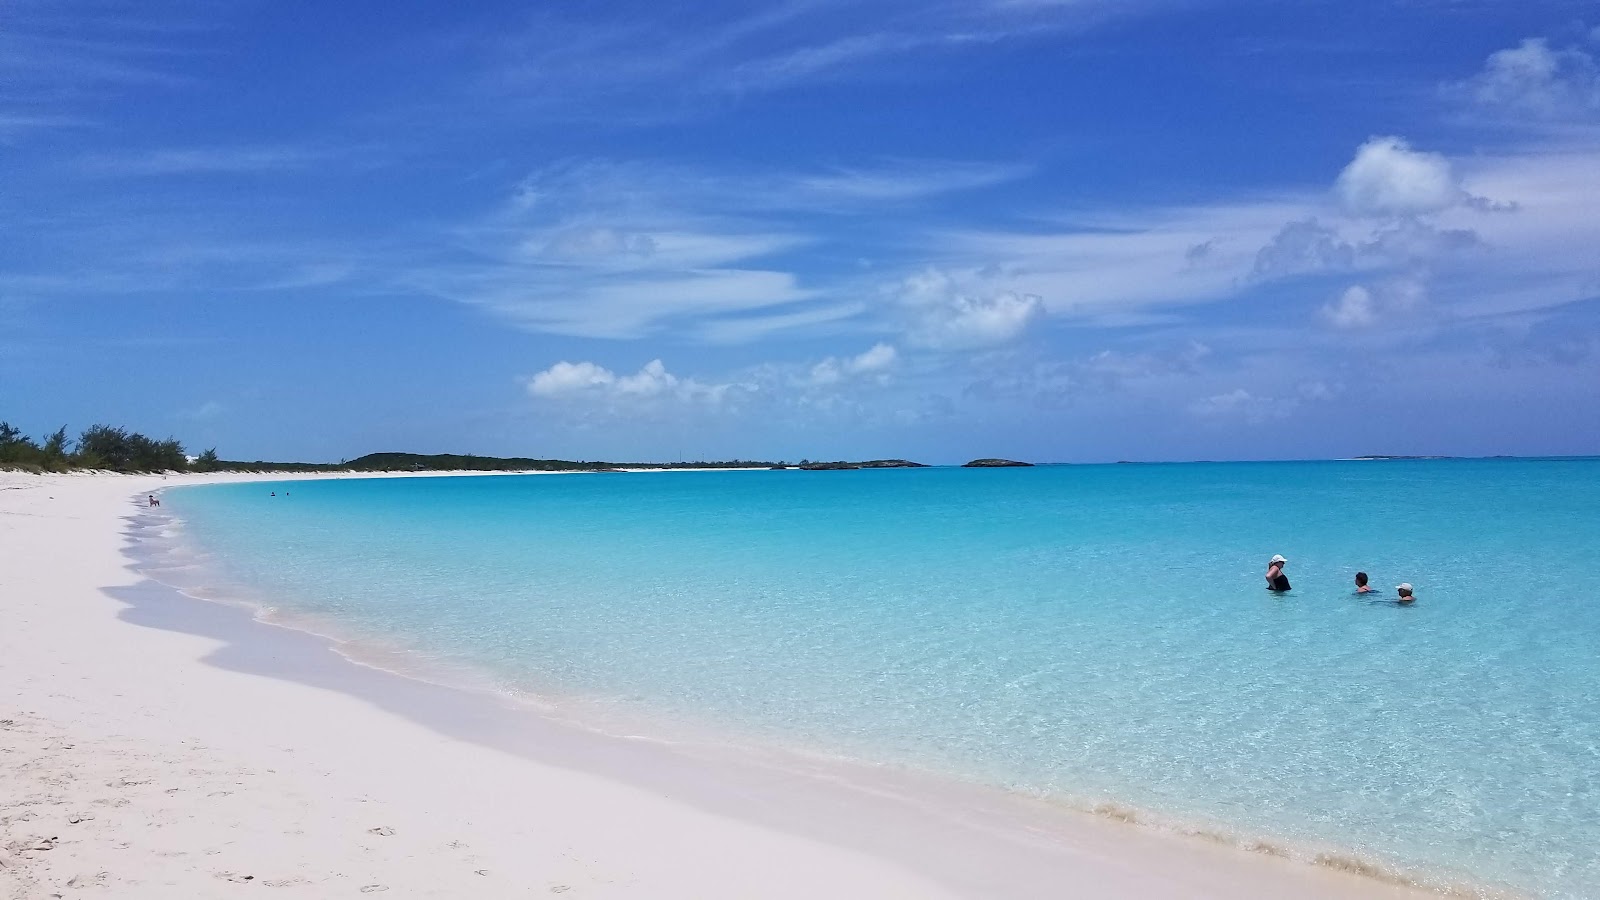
[3,0,1599,463]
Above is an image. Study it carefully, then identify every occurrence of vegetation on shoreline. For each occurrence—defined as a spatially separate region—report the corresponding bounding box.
[0,423,791,474]
[1,422,207,473]
[2,421,956,475]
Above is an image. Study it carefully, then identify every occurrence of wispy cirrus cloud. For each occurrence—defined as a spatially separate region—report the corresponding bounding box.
[456,0,1169,120]
[1449,35,1600,121]
[72,144,333,177]
[0,0,229,134]
[401,156,1031,341]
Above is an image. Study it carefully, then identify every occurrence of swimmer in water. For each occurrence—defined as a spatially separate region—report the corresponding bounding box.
[1396,583,1415,604]
[1355,571,1373,594]
[1266,554,1291,592]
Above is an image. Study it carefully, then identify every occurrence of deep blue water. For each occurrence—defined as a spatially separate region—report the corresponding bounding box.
[167,461,1600,897]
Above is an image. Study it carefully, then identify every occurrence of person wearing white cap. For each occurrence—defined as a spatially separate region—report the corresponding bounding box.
[1396,583,1415,604]
[1266,554,1291,592]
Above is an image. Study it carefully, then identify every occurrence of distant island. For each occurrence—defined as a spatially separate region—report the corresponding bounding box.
[1349,455,1455,461]
[963,458,1033,468]
[793,459,926,471]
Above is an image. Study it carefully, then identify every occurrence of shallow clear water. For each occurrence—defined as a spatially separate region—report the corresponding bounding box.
[167,461,1600,897]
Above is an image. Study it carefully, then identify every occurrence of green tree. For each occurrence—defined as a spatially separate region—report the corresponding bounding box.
[41,426,71,470]
[0,421,44,468]
[75,425,131,471]
[192,447,220,472]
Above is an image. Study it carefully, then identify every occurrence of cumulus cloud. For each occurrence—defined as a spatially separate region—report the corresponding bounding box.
[525,359,739,406]
[1253,219,1355,278]
[526,360,619,396]
[1252,150,1483,284]
[1319,277,1428,330]
[806,342,898,385]
[1456,37,1600,118]
[1322,285,1377,329]
[1360,218,1479,264]
[1335,137,1462,218]
[895,269,1043,349]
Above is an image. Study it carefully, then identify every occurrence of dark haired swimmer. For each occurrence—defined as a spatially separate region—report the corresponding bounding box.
[1396,583,1415,604]
[1266,555,1291,592]
[1355,572,1373,594]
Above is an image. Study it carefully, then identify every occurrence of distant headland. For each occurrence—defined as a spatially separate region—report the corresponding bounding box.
[1,422,1042,474]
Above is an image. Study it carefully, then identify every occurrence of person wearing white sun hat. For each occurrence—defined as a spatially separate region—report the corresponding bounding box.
[1396,583,1415,604]
[1266,554,1291,592]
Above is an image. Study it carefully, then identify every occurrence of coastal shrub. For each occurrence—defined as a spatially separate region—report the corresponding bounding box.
[192,448,221,472]
[72,424,189,472]
[0,421,60,470]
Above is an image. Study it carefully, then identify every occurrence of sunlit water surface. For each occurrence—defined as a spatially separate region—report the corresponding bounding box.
[166,461,1600,897]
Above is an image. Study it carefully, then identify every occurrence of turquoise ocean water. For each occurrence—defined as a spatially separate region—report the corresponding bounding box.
[164,461,1600,897]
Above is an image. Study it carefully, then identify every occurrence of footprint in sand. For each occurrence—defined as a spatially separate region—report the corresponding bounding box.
[216,872,255,883]
[366,826,395,836]
[359,885,388,893]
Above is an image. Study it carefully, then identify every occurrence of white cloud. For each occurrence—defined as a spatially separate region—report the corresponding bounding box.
[525,358,748,411]
[849,341,898,373]
[1456,37,1600,119]
[75,145,332,177]
[613,359,680,396]
[695,302,867,344]
[1188,388,1297,422]
[414,157,1034,342]
[1322,285,1376,329]
[526,361,620,396]
[791,161,1031,202]
[895,268,1044,349]
[473,2,1152,120]
[1253,219,1355,278]
[1319,277,1429,330]
[807,343,898,385]
[1335,137,1461,218]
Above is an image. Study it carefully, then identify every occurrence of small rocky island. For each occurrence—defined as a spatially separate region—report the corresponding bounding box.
[963,458,1033,468]
[795,459,926,470]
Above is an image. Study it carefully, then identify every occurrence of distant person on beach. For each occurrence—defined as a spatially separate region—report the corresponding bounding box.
[1355,572,1373,593]
[1396,583,1415,604]
[1266,555,1291,592]
[147,494,158,508]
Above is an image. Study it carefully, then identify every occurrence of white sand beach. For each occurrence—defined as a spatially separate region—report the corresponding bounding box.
[0,471,1441,899]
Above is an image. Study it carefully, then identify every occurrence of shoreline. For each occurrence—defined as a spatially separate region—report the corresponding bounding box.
[2,471,1471,898]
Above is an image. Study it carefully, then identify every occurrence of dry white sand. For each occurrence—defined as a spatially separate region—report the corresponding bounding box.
[0,471,1442,899]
